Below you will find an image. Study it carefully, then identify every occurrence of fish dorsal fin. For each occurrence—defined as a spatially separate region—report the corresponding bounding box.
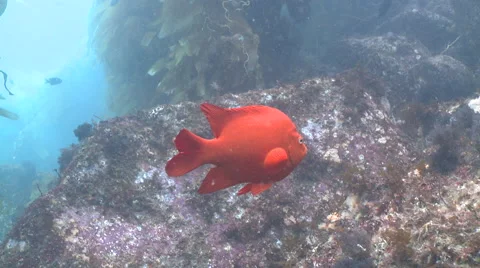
[200,103,267,138]
[264,147,288,173]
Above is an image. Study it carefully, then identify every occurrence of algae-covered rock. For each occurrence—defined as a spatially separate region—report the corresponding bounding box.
[0,163,37,240]
[1,69,480,267]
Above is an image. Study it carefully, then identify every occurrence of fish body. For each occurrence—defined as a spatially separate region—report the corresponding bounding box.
[45,77,62,85]
[0,107,18,120]
[165,103,307,195]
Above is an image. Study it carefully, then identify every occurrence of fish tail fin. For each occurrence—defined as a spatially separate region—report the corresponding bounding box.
[165,129,207,177]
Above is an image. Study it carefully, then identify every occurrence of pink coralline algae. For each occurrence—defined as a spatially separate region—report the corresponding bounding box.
[1,70,479,267]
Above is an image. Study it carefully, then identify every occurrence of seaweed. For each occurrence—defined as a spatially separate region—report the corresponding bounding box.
[58,144,79,174]
[383,228,414,264]
[337,68,386,124]
[430,128,459,174]
[90,0,263,115]
[400,102,437,137]
[0,0,6,17]
[74,123,94,142]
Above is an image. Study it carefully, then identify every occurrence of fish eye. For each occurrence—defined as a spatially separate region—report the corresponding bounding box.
[298,138,304,144]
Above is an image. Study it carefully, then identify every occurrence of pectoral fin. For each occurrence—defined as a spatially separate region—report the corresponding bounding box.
[237,183,273,195]
[263,147,288,173]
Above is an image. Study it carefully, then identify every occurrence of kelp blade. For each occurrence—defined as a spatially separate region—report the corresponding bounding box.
[0,0,7,17]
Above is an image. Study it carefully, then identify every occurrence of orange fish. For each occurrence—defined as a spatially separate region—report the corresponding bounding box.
[165,103,307,195]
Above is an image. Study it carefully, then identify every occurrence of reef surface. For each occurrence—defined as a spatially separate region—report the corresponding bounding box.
[1,69,479,267]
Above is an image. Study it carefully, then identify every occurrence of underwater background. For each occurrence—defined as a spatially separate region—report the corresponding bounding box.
[0,0,111,239]
[0,0,479,267]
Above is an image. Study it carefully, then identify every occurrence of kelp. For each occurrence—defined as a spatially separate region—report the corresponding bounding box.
[0,69,18,120]
[89,0,263,115]
[0,0,7,17]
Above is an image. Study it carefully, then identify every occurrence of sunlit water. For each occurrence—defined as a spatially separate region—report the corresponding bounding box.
[0,0,111,171]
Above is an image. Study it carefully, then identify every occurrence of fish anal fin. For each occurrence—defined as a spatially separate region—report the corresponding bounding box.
[237,184,251,195]
[237,183,273,196]
[198,166,239,194]
[264,147,288,173]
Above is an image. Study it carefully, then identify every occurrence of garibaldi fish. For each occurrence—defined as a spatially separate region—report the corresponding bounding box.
[166,103,307,195]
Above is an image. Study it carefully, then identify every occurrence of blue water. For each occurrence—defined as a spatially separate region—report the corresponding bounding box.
[0,0,111,171]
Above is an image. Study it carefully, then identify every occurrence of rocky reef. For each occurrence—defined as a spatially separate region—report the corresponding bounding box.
[2,0,480,267]
[0,163,54,241]
[1,68,479,267]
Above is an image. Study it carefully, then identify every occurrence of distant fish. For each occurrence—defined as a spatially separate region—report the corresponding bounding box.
[378,0,393,17]
[0,70,13,95]
[45,77,62,85]
[0,107,19,120]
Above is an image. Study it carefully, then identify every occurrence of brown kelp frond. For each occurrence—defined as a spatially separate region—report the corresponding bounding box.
[89,0,263,115]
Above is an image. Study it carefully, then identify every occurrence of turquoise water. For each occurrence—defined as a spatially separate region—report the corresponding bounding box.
[0,0,111,171]
[0,1,112,239]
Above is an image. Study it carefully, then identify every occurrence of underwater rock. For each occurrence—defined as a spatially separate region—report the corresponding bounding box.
[324,32,478,109]
[376,2,457,53]
[325,34,431,108]
[0,163,37,241]
[1,70,479,267]
[450,0,480,68]
[73,123,94,142]
[408,55,476,103]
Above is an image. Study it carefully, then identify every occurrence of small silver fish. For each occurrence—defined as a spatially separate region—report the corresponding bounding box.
[45,77,62,85]
[0,107,19,120]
